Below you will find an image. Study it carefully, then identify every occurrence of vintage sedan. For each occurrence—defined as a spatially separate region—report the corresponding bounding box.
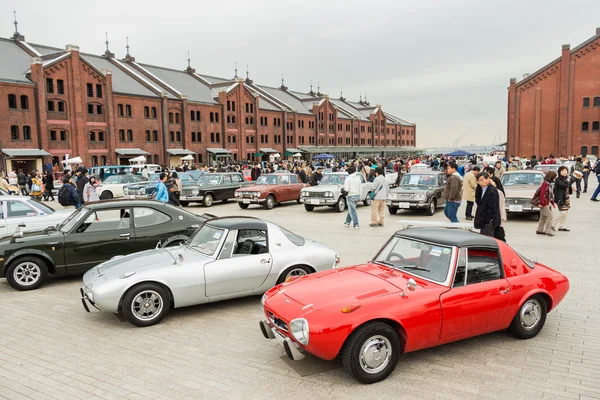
[534,164,560,174]
[0,196,72,235]
[0,200,213,291]
[80,217,339,327]
[234,173,306,210]
[501,170,544,216]
[96,174,146,200]
[123,173,196,199]
[259,227,569,384]
[300,173,374,212]
[386,172,446,216]
[179,172,249,207]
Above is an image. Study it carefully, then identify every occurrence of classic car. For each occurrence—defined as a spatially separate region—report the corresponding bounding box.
[96,174,146,200]
[234,173,307,210]
[386,172,446,216]
[0,200,214,291]
[81,217,340,327]
[259,227,569,384]
[534,164,559,174]
[0,197,72,235]
[299,173,374,212]
[123,172,196,199]
[501,170,544,216]
[408,163,431,172]
[179,172,249,207]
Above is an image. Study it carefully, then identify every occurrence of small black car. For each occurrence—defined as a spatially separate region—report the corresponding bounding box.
[0,199,214,291]
[386,171,447,216]
[179,172,249,207]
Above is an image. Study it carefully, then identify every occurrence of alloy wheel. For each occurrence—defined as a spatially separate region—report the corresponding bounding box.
[520,298,542,331]
[131,290,164,322]
[13,262,41,287]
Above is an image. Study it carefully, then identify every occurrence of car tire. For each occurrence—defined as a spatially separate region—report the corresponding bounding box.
[304,204,314,212]
[203,194,214,207]
[388,207,398,215]
[5,256,48,291]
[342,321,401,384]
[509,295,547,339]
[426,198,437,216]
[277,265,312,284]
[100,191,113,200]
[263,195,275,210]
[238,203,249,209]
[122,283,171,327]
[180,201,189,207]
[335,197,346,212]
[363,194,372,207]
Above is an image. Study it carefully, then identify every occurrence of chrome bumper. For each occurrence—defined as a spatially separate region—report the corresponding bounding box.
[80,287,101,312]
[180,195,203,201]
[299,198,336,205]
[386,201,426,209]
[236,198,265,204]
[259,319,305,361]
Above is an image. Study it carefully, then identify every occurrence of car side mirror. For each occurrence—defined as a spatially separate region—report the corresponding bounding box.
[18,223,26,228]
[400,278,417,297]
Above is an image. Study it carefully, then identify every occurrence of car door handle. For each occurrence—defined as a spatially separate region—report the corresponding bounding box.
[260,259,270,264]
[500,287,510,294]
[120,233,131,238]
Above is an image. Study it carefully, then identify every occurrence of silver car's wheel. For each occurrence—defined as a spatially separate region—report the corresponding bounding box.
[278,265,311,284]
[285,267,308,281]
[359,335,393,374]
[123,283,171,327]
[335,196,346,212]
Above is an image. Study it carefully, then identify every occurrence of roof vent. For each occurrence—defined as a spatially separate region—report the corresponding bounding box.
[523,73,530,79]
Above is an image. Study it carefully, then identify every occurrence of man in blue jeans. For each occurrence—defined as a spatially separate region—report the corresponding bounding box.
[443,162,463,222]
[590,162,600,202]
[343,166,362,229]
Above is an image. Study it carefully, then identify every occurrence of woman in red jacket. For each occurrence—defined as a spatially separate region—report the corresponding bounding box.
[536,171,557,236]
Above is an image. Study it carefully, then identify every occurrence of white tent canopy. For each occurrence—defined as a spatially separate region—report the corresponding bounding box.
[129,155,147,164]
[293,153,302,157]
[272,153,281,158]
[180,155,194,161]
[63,156,82,165]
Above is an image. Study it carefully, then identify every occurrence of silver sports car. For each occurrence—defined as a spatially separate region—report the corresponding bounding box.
[80,217,340,327]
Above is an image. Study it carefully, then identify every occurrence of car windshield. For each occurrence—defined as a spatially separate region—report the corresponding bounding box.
[103,175,123,184]
[319,174,346,185]
[29,199,55,214]
[256,175,279,185]
[374,236,453,283]
[401,174,437,186]
[534,165,557,172]
[187,225,225,256]
[501,173,543,186]
[187,170,203,180]
[198,174,222,184]
[148,173,160,182]
[58,207,88,233]
[180,174,193,182]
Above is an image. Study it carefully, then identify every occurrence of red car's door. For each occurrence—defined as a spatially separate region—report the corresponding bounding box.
[440,248,512,340]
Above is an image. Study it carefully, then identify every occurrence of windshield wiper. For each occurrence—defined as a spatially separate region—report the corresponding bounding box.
[372,260,395,268]
[402,265,430,272]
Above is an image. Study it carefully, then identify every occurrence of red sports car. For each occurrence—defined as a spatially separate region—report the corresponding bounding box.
[259,227,569,384]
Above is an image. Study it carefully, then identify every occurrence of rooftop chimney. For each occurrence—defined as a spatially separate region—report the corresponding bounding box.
[596,27,600,36]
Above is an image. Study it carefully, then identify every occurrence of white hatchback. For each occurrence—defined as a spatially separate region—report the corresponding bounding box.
[96,174,146,200]
[0,197,73,235]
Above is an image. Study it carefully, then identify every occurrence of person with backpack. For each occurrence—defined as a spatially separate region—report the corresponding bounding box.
[535,171,557,236]
[570,157,584,198]
[58,177,81,209]
[30,171,43,200]
[42,170,55,201]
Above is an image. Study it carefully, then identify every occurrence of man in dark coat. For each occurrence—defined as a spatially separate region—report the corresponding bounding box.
[76,168,89,201]
[250,163,261,181]
[474,172,501,237]
[308,168,322,186]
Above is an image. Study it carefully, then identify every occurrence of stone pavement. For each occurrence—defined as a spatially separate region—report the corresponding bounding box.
[1,190,599,400]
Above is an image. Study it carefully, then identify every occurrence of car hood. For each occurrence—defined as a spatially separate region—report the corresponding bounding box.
[94,246,209,280]
[389,185,434,193]
[0,227,62,245]
[237,184,279,191]
[504,185,537,198]
[302,184,341,192]
[126,182,157,190]
[278,263,436,313]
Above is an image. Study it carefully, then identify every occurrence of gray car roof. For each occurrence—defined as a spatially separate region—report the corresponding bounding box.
[0,38,35,84]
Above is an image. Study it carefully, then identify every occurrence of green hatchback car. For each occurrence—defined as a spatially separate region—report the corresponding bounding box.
[0,200,213,291]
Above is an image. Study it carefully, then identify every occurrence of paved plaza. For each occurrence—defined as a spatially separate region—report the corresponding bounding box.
[0,192,599,400]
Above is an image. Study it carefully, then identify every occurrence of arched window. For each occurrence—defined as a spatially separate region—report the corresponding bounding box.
[8,94,17,109]
[89,132,96,142]
[91,156,98,166]
[20,95,29,110]
[581,146,588,156]
[175,113,180,124]
[216,132,220,142]
[100,156,107,165]
[98,131,105,141]
[592,146,598,156]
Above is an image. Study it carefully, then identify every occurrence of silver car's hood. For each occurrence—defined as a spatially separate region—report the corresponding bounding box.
[94,249,177,280]
[504,185,537,199]
[302,184,341,192]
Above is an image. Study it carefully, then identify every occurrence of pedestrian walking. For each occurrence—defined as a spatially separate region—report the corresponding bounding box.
[443,162,462,223]
[474,172,501,237]
[536,171,557,236]
[30,171,43,200]
[581,156,591,193]
[369,167,388,227]
[489,177,507,241]
[552,166,572,231]
[462,166,480,220]
[343,166,361,229]
[494,161,506,180]
[76,168,89,201]
[58,176,81,209]
[83,176,100,203]
[570,157,584,198]
[43,170,55,201]
[17,169,28,195]
[589,160,600,202]
[155,173,169,203]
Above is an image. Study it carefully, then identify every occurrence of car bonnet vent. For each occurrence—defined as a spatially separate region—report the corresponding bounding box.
[376,273,395,279]
[356,289,389,300]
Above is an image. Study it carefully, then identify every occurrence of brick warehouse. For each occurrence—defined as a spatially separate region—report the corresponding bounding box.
[0,26,416,173]
[507,27,600,158]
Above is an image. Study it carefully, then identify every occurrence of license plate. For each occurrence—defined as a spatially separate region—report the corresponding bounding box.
[243,199,250,204]
[509,205,523,212]
[129,195,136,199]
[180,196,187,200]
[398,202,410,209]
[309,199,320,205]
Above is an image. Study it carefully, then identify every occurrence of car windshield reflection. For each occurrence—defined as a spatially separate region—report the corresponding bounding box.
[320,174,346,185]
[198,175,222,184]
[501,173,543,186]
[188,225,225,256]
[256,175,279,185]
[401,174,437,186]
[374,237,452,283]
[58,207,88,233]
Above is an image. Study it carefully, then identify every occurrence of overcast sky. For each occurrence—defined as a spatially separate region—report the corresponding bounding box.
[3,0,600,147]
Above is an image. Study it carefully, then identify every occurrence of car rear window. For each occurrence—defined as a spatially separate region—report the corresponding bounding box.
[279,227,305,246]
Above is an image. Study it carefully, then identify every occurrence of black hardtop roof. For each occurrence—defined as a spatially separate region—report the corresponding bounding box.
[395,227,498,249]
[206,216,268,231]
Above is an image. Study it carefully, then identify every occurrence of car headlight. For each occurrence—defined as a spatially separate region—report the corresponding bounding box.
[140,188,147,195]
[124,188,129,195]
[192,189,199,196]
[325,191,334,198]
[290,318,309,345]
[301,191,308,197]
[415,193,426,200]
[388,193,398,200]
[261,293,267,305]
[253,192,261,197]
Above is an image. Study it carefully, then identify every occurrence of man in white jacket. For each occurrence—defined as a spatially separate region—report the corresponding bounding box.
[343,166,362,229]
[370,167,388,227]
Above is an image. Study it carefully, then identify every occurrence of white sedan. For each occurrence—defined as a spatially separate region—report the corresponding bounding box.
[0,197,72,235]
[96,175,146,200]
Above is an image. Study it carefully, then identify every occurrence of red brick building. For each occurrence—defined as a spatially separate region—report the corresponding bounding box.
[507,27,600,158]
[0,28,416,173]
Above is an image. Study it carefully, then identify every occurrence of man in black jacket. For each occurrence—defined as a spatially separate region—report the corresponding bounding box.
[309,168,322,186]
[474,172,501,237]
[76,168,89,201]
